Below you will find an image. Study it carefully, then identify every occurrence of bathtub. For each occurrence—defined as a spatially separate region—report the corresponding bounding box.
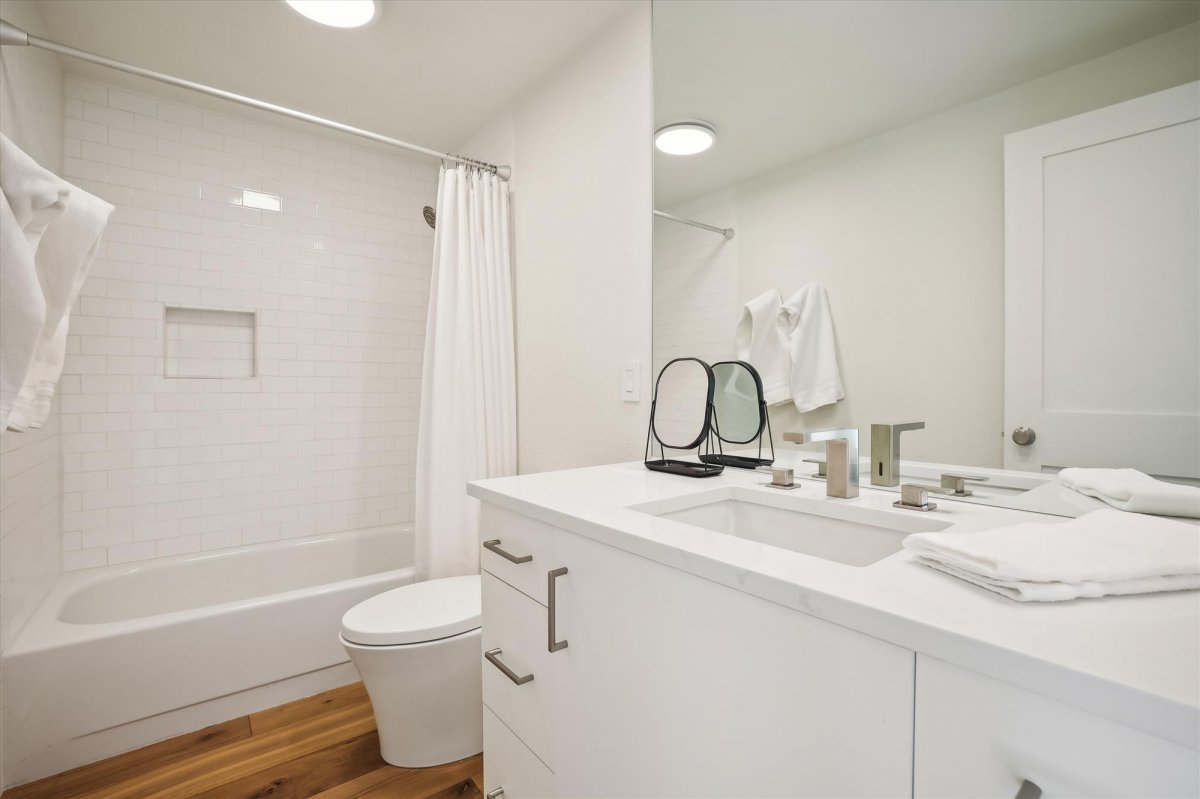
[2,524,413,787]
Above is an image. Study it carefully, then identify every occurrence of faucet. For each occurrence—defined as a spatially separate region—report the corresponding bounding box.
[783,429,859,498]
[869,422,924,487]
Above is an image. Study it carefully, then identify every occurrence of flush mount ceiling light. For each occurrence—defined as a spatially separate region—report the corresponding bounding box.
[655,121,716,156]
[285,0,377,28]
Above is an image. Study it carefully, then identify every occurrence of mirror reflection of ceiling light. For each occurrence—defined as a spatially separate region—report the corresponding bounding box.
[285,0,377,28]
[655,122,716,155]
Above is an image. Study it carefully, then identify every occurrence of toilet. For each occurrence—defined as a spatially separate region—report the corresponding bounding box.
[340,574,482,768]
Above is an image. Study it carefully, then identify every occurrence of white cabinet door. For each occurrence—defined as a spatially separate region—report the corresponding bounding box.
[548,530,915,798]
[483,706,556,799]
[1004,81,1200,478]
[481,571,559,770]
[914,655,1199,799]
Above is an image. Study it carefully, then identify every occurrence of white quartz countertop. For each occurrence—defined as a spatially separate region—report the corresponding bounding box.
[468,456,1200,750]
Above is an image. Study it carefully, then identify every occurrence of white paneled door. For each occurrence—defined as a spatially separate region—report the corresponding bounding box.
[1004,82,1200,478]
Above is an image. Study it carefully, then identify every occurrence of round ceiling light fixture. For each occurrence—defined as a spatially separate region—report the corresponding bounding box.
[285,0,377,28]
[654,121,716,156]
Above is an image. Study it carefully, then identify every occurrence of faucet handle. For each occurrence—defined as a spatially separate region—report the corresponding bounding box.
[940,473,989,496]
[801,458,827,478]
[890,421,925,434]
[756,465,796,490]
[784,428,858,444]
[894,483,955,512]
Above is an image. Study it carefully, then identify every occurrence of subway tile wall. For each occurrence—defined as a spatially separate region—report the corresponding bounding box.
[651,192,740,451]
[58,77,438,569]
[652,190,740,377]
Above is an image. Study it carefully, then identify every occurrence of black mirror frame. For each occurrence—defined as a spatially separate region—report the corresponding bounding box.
[700,360,775,470]
[644,357,725,478]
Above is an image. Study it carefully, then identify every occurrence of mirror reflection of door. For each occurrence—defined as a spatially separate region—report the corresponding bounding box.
[1005,82,1200,480]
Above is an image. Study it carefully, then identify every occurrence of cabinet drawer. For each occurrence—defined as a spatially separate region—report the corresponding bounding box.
[481,504,559,605]
[483,705,555,799]
[482,570,559,769]
[914,655,1199,798]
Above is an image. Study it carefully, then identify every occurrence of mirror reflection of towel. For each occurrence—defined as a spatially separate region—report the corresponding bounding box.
[734,289,789,404]
[735,284,845,413]
[778,284,844,413]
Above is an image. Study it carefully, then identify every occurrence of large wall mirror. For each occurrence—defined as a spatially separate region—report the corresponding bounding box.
[652,0,1200,512]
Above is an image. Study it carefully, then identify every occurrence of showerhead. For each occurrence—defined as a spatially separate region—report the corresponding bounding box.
[423,206,436,229]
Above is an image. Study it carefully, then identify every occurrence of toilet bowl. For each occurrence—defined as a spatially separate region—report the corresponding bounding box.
[340,574,482,768]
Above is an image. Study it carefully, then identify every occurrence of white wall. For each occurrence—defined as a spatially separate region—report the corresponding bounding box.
[657,22,1200,468]
[0,0,64,788]
[459,3,653,474]
[56,76,438,569]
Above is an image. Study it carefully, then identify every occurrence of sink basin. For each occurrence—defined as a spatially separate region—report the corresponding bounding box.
[633,487,952,567]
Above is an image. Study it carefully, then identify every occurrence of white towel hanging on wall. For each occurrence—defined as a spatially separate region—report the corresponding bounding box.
[0,133,113,431]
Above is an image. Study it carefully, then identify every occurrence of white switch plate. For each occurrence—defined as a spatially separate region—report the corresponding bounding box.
[621,360,641,402]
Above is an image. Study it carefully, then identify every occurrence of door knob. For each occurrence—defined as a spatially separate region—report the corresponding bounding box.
[1011,427,1037,446]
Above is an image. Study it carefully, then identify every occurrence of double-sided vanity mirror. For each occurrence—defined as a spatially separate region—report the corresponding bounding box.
[645,357,724,477]
[651,1,1200,515]
[700,361,774,469]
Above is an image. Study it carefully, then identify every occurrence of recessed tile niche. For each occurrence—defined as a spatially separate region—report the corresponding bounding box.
[164,307,257,379]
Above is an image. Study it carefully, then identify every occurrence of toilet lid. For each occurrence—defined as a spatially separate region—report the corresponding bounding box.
[341,574,481,646]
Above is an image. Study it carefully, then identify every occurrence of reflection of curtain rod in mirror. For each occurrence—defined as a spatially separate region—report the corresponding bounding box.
[0,18,511,180]
[653,210,735,239]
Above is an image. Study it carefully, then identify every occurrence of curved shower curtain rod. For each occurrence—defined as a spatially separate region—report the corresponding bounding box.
[0,18,511,180]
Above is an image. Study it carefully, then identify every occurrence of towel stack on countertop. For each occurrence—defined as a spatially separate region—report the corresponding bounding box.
[1,133,113,431]
[903,509,1200,602]
[734,284,844,413]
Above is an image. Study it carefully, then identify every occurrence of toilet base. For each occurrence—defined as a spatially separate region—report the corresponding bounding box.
[341,628,483,768]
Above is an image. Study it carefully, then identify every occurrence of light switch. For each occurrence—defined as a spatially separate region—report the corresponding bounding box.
[621,360,641,402]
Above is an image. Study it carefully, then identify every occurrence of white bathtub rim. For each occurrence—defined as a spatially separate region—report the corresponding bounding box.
[6,523,414,657]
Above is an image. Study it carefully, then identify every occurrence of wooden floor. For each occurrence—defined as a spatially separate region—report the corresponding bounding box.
[3,682,484,799]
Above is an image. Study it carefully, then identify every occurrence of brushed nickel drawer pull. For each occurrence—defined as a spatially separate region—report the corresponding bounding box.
[1015,779,1042,799]
[484,539,532,564]
[548,567,568,653]
[486,789,504,799]
[484,648,533,685]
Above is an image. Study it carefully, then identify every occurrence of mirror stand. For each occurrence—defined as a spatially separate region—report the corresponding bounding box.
[644,428,726,478]
[702,410,774,469]
[644,357,726,478]
[700,360,775,470]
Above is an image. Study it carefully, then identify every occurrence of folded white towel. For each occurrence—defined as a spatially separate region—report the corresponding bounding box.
[735,289,790,405]
[1059,468,1200,519]
[6,186,112,431]
[778,283,844,413]
[903,509,1200,602]
[0,133,70,427]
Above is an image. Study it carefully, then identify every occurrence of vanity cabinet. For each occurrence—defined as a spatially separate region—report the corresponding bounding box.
[479,504,916,798]
[913,655,1200,799]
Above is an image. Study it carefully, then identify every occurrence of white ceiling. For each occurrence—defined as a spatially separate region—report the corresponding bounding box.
[32,0,634,160]
[654,0,1200,205]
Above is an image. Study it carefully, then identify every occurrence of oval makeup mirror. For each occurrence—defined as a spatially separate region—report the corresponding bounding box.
[645,357,724,477]
[701,360,774,469]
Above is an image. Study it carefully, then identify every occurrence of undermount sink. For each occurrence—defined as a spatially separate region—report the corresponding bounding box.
[633,487,952,567]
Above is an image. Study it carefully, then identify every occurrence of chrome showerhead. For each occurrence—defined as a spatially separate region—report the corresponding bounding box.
[423,206,436,229]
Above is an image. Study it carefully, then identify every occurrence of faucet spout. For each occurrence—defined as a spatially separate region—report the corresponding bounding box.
[783,428,859,498]
[869,422,925,487]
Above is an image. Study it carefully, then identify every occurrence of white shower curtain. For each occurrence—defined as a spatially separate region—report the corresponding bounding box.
[415,165,516,580]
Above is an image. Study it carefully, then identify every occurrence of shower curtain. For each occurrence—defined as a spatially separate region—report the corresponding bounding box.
[415,165,516,580]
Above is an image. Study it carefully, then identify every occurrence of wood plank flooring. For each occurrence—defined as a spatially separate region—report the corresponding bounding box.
[3,682,484,799]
